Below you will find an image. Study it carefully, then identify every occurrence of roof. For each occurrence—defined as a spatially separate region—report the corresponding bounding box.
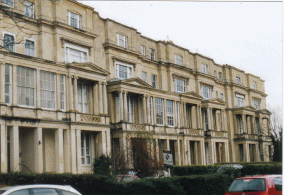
[237,175,282,179]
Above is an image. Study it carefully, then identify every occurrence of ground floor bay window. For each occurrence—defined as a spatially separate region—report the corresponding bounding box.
[77,82,89,113]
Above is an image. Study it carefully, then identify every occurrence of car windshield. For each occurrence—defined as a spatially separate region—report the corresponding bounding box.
[228,178,266,192]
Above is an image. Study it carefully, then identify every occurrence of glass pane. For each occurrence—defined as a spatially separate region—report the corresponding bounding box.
[32,188,59,195]
[9,189,29,195]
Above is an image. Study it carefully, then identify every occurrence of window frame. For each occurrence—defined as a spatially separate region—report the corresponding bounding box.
[202,64,208,74]
[2,0,14,7]
[220,93,224,100]
[253,99,260,110]
[40,70,56,110]
[23,0,35,18]
[65,43,88,63]
[236,76,241,84]
[142,71,147,82]
[174,78,186,93]
[150,48,155,61]
[175,54,183,65]
[67,11,82,29]
[127,95,135,123]
[151,74,157,88]
[24,38,35,56]
[77,81,89,114]
[140,45,146,56]
[5,64,12,105]
[116,33,128,48]
[202,85,212,99]
[115,61,133,79]
[236,94,245,108]
[81,133,91,165]
[59,75,66,111]
[166,100,174,127]
[219,72,222,81]
[252,81,256,90]
[155,98,164,125]
[3,31,16,52]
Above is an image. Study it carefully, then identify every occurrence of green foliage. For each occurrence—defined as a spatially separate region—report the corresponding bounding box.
[93,155,112,176]
[241,164,282,176]
[173,165,220,176]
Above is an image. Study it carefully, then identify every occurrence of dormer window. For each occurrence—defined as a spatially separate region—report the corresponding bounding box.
[117,33,128,48]
[202,64,208,74]
[67,11,82,29]
[115,62,133,79]
[175,54,183,65]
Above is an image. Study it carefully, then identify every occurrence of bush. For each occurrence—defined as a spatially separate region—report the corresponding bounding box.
[93,155,112,176]
[241,164,282,176]
[173,165,220,176]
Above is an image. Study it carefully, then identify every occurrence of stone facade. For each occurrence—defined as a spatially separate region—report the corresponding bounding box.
[0,0,272,173]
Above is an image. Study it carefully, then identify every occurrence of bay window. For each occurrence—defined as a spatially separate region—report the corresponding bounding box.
[166,100,174,126]
[17,66,36,107]
[40,71,56,109]
[5,64,12,104]
[78,82,89,113]
[155,98,164,125]
[60,75,66,110]
[127,96,135,123]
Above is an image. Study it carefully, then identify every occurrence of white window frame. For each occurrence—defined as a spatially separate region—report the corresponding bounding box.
[214,70,217,77]
[81,133,91,165]
[142,71,147,82]
[5,64,12,105]
[253,99,259,110]
[204,109,208,130]
[23,0,35,18]
[175,54,183,65]
[127,95,135,123]
[2,0,14,7]
[237,115,243,134]
[176,102,180,127]
[151,74,157,88]
[202,86,212,99]
[65,43,88,63]
[236,94,244,108]
[59,75,66,111]
[155,98,164,125]
[141,45,146,56]
[67,11,82,29]
[219,72,222,81]
[116,94,120,122]
[40,71,56,110]
[236,76,241,84]
[115,61,133,79]
[149,96,153,124]
[252,81,256,90]
[175,78,186,93]
[116,33,128,48]
[3,31,16,52]
[77,81,89,113]
[17,66,36,107]
[202,64,208,74]
[24,38,36,57]
[150,48,155,61]
[166,100,174,127]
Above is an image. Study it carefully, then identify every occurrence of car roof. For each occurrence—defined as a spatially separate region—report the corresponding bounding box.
[237,175,282,179]
[0,184,81,194]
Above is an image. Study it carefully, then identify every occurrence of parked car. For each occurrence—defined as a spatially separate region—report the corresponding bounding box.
[0,184,81,195]
[225,175,282,195]
[217,164,243,174]
[115,175,140,182]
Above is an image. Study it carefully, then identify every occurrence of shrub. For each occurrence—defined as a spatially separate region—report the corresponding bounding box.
[173,165,220,176]
[241,164,282,176]
[93,155,112,176]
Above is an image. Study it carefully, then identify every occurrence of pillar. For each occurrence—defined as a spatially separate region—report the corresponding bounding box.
[207,108,212,130]
[0,63,5,103]
[143,95,147,123]
[166,139,170,150]
[244,143,250,162]
[67,76,73,111]
[200,140,206,165]
[56,74,61,110]
[221,109,226,131]
[36,70,41,108]
[197,105,202,129]
[147,96,151,124]
[103,82,108,115]
[0,124,7,172]
[183,139,188,165]
[242,114,247,133]
[153,97,156,125]
[10,126,19,172]
[252,116,256,134]
[180,102,184,127]
[194,142,199,164]
[12,65,17,106]
[55,128,64,173]
[187,140,191,165]
[93,83,99,115]
[208,140,215,165]
[177,140,181,166]
[106,130,111,156]
[119,91,124,121]
[34,127,43,173]
[224,141,229,162]
[191,106,197,129]
[98,82,103,114]
[70,128,77,173]
[73,77,78,111]
[123,91,127,122]
[76,129,81,173]
[183,103,187,127]
[155,139,159,163]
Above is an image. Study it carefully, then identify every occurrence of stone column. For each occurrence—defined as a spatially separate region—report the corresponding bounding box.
[76,129,81,173]
[10,126,19,172]
[67,76,73,111]
[242,114,247,133]
[207,108,212,130]
[153,97,156,125]
[155,139,159,163]
[119,91,124,121]
[123,91,128,122]
[143,95,147,124]
[191,106,197,129]
[252,116,256,134]
[70,128,77,174]
[180,102,184,127]
[166,139,170,150]
[194,142,199,164]
[73,77,78,112]
[208,140,215,165]
[101,131,107,154]
[209,108,214,130]
[0,124,7,172]
[183,139,188,165]
[98,82,103,114]
[200,140,206,165]
[221,109,226,131]
[55,128,64,173]
[34,127,43,173]
[197,105,202,129]
[174,101,177,127]
[183,103,187,127]
[103,82,108,115]
[224,142,229,162]
[188,140,191,165]
[12,65,17,106]
[147,96,151,124]
[256,143,260,162]
[234,115,239,134]
[244,143,250,162]
[93,83,99,115]
[177,140,181,166]
[106,130,111,156]
[215,110,219,131]
[0,63,5,103]
[56,74,60,110]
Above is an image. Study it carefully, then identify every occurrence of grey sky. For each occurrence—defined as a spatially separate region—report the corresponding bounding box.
[80,1,282,109]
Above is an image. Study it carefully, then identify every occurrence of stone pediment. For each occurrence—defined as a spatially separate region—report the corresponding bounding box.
[243,106,256,112]
[256,109,272,115]
[180,91,203,100]
[110,77,152,88]
[67,62,110,75]
[202,98,227,105]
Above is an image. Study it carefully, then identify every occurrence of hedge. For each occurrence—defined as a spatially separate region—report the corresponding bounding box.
[173,163,282,177]
[0,173,231,195]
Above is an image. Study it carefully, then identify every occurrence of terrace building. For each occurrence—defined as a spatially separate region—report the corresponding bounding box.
[0,0,272,173]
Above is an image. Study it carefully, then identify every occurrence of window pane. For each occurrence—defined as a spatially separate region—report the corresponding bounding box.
[9,189,29,195]
[32,188,59,195]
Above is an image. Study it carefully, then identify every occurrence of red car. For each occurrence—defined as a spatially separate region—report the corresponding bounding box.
[225,175,282,195]
[115,175,140,182]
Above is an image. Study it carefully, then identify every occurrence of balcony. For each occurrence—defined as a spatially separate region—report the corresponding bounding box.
[205,130,228,138]
[234,133,259,141]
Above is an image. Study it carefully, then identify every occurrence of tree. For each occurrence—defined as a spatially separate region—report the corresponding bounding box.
[268,105,282,162]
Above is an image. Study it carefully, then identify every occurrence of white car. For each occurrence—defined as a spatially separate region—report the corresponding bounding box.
[0,184,81,195]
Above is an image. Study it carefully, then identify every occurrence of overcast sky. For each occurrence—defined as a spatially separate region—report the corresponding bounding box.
[80,1,282,109]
